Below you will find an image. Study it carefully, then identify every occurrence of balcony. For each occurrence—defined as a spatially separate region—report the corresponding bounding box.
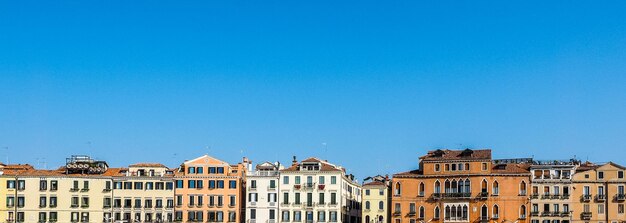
[561,194,570,199]
[596,194,606,202]
[303,183,315,190]
[541,212,550,217]
[581,194,592,202]
[541,194,551,199]
[530,211,539,217]
[407,211,416,217]
[551,212,560,217]
[581,212,592,220]
[530,194,539,199]
[616,194,626,201]
[442,192,472,199]
[392,211,401,217]
[293,185,302,190]
[70,188,80,192]
[478,192,489,199]
[249,186,257,191]
[550,194,561,199]
[80,188,89,192]
[267,186,277,191]
[560,212,570,217]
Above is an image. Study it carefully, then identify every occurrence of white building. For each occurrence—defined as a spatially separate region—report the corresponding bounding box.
[246,162,283,223]
[279,157,361,223]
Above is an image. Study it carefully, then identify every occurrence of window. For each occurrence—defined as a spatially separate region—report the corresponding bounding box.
[50,196,57,207]
[394,203,401,213]
[380,189,384,195]
[492,181,499,195]
[329,211,337,222]
[330,193,336,204]
[282,211,290,222]
[379,201,384,210]
[618,204,624,214]
[50,180,58,190]
[217,180,224,188]
[481,205,488,220]
[599,172,604,179]
[188,180,196,189]
[493,205,499,219]
[465,163,470,170]
[270,180,276,189]
[419,206,425,219]
[318,211,325,222]
[197,167,203,174]
[619,171,624,179]
[434,206,440,219]
[188,167,195,174]
[520,205,526,219]
[295,176,301,184]
[394,182,401,196]
[482,163,488,171]
[435,164,440,172]
[294,211,301,222]
[295,193,301,204]
[365,201,370,210]
[7,180,15,189]
[365,189,370,196]
[445,164,450,171]
[418,182,425,197]
[319,176,325,185]
[175,180,183,188]
[330,176,337,184]
[598,204,605,214]
[40,196,47,207]
[217,167,225,174]
[40,180,47,190]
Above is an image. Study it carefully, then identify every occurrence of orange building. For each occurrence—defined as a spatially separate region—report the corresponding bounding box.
[174,155,250,223]
[392,149,531,223]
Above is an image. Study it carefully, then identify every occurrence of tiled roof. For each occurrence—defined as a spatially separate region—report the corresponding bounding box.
[392,169,423,177]
[129,163,167,168]
[362,181,386,186]
[420,149,492,161]
[282,157,343,172]
[492,163,531,174]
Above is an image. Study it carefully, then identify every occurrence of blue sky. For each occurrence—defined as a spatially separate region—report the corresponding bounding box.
[1,1,626,180]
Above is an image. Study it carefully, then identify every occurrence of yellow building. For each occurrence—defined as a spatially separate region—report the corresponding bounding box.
[0,157,113,223]
[361,176,390,223]
[571,162,626,223]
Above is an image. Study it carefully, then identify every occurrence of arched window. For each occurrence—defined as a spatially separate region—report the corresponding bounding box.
[379,201,384,210]
[520,181,527,195]
[434,180,441,194]
[457,205,462,219]
[378,216,383,223]
[434,206,440,219]
[481,179,488,193]
[462,205,468,220]
[492,181,499,195]
[394,182,401,196]
[365,201,370,210]
[445,206,451,221]
[458,179,465,193]
[444,180,451,193]
[418,182,425,197]
[481,205,488,220]
[464,179,470,193]
[419,206,425,219]
[451,180,458,193]
[520,205,527,219]
[492,204,499,219]
[365,216,370,223]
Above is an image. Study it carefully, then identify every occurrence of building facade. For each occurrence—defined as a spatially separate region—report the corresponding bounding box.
[245,162,282,223]
[279,157,362,223]
[392,149,531,223]
[529,160,579,223]
[174,155,249,223]
[107,163,176,222]
[1,156,112,223]
[571,162,626,223]
[361,176,390,223]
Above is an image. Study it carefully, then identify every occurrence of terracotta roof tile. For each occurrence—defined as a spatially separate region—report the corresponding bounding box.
[420,149,491,161]
[129,163,167,168]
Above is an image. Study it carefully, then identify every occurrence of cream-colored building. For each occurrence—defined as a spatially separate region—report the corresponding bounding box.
[107,163,176,222]
[361,176,389,223]
[0,156,113,223]
[529,160,578,223]
[571,162,626,223]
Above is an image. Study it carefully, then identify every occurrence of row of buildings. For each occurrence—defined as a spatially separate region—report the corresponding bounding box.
[0,149,625,223]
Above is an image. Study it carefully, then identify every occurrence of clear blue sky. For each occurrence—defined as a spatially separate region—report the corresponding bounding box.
[1,1,625,180]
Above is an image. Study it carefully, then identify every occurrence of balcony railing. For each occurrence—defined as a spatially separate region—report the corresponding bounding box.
[478,192,489,199]
[616,194,626,201]
[561,194,570,199]
[530,194,539,199]
[530,211,539,217]
[596,194,606,202]
[581,212,592,220]
[541,212,550,217]
[392,211,401,217]
[581,194,592,202]
[560,212,570,217]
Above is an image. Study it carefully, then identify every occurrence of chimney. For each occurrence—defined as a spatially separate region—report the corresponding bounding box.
[292,156,298,166]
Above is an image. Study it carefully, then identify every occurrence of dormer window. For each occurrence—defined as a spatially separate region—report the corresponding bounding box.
[301,163,320,171]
